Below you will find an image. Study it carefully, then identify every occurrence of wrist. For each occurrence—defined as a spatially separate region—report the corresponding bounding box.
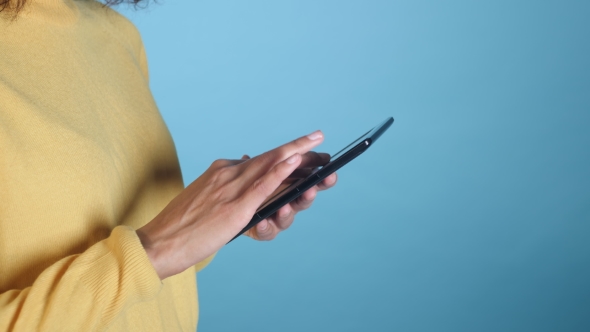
[136,227,168,280]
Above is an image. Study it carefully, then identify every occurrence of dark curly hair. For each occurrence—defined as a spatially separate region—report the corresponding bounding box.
[1,0,148,20]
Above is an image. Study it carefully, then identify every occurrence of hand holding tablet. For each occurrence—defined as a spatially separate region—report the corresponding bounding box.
[229,117,394,242]
[137,117,393,279]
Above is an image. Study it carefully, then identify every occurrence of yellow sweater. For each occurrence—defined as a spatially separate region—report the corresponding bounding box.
[0,0,212,330]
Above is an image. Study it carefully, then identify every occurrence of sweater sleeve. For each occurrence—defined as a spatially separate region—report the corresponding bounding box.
[0,226,163,331]
[194,253,217,273]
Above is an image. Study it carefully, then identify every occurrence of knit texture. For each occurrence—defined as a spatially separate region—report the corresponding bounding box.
[0,0,211,330]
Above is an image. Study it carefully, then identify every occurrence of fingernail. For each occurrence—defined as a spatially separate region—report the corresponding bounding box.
[286,154,299,164]
[307,130,323,140]
[258,220,268,231]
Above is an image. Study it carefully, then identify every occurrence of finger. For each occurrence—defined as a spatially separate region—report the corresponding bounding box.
[244,152,329,173]
[317,172,338,191]
[272,204,295,230]
[290,186,317,212]
[299,152,330,168]
[287,168,313,179]
[258,179,298,208]
[209,158,249,169]
[286,151,330,179]
[241,153,302,210]
[242,131,324,180]
[253,219,279,241]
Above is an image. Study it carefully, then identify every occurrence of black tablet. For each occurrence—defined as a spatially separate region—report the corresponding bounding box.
[229,117,394,242]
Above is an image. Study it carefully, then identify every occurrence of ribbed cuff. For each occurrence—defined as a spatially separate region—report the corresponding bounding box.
[80,226,163,305]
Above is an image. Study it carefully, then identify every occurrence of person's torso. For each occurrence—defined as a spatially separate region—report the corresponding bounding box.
[0,1,199,330]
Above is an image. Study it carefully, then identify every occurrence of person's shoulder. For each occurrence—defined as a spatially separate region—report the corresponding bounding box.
[78,0,144,51]
[77,1,150,80]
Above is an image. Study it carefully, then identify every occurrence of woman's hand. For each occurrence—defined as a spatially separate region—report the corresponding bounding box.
[242,153,338,241]
[136,131,326,280]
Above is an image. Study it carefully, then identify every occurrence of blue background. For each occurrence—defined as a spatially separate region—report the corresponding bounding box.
[119,1,590,331]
